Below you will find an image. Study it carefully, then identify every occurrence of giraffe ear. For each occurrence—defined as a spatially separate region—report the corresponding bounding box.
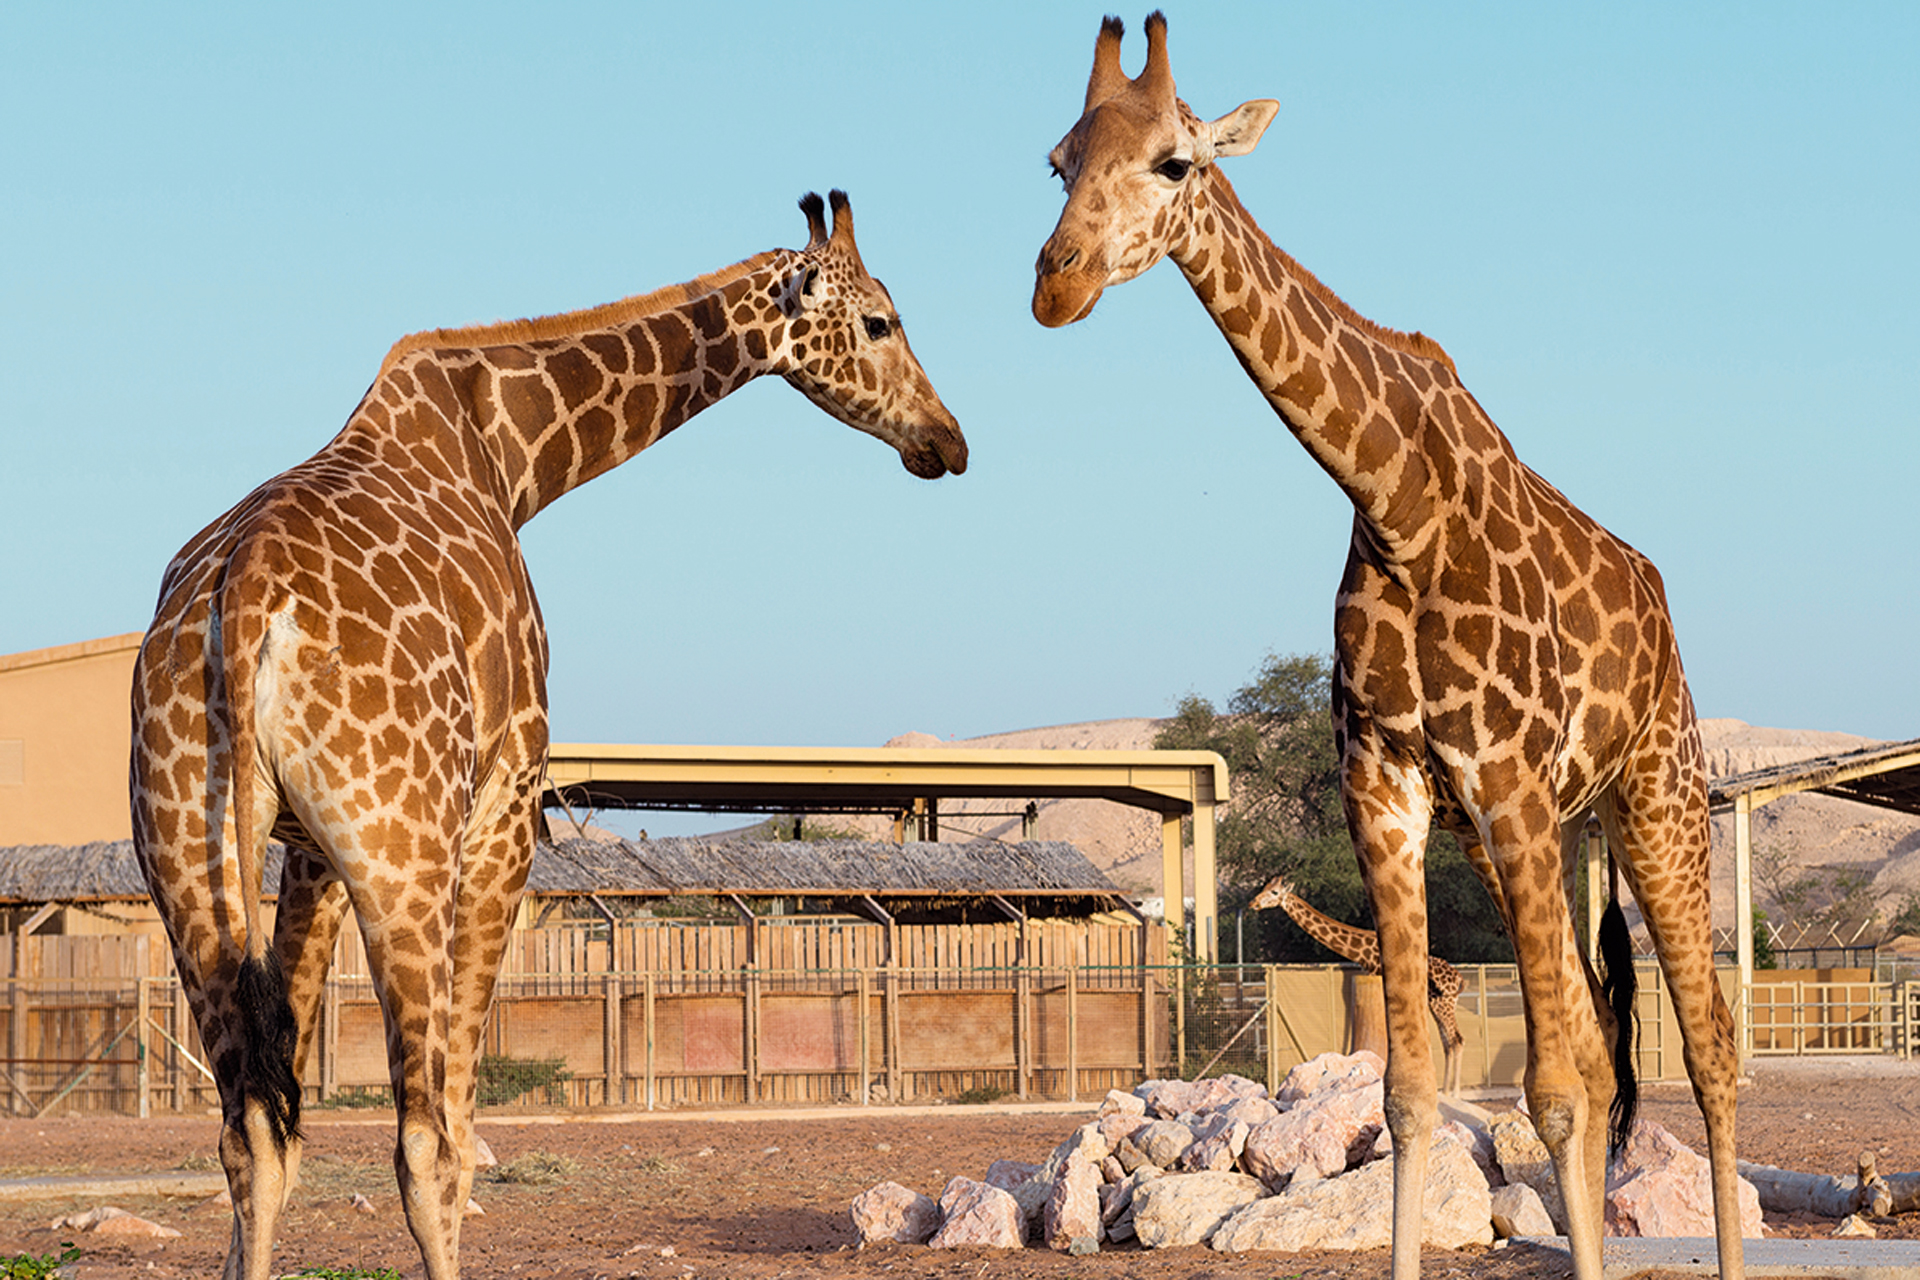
[1206,99,1279,158]
[784,265,822,316]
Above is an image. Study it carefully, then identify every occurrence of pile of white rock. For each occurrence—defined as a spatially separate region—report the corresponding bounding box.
[851,1050,1764,1255]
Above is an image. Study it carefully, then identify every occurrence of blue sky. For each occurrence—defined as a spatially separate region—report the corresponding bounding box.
[4,4,1915,833]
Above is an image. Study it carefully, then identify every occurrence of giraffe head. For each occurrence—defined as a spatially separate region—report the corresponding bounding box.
[1248,874,1294,912]
[1032,12,1277,328]
[779,190,967,478]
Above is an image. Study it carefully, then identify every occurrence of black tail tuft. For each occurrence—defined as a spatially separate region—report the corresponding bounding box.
[1598,897,1638,1160]
[235,952,301,1150]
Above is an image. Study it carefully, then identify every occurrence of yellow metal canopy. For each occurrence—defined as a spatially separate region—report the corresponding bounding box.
[543,743,1229,960]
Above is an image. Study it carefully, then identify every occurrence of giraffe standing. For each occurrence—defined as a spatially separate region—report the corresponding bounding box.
[1030,17,1741,1280]
[129,191,964,1280]
[1250,875,1465,1095]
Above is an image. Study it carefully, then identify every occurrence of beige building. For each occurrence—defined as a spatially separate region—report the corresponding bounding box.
[0,633,142,846]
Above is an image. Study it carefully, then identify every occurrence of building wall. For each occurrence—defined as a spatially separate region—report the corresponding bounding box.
[0,633,142,845]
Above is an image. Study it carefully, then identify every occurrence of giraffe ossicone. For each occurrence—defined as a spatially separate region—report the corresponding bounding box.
[1033,15,1741,1280]
[129,190,963,1280]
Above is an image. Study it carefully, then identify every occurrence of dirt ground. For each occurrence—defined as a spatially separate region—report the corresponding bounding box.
[3,1057,1917,1280]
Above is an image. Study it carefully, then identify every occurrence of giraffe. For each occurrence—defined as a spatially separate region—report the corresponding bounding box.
[1250,875,1465,1095]
[128,190,964,1280]
[1030,16,1742,1280]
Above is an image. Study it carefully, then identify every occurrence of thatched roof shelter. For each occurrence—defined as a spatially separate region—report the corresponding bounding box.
[0,836,1126,920]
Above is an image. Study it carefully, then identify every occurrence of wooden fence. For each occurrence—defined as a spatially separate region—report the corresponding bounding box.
[3,922,1914,1117]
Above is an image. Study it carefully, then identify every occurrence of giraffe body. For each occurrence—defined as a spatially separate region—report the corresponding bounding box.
[1031,17,1741,1280]
[130,192,963,1280]
[1250,876,1465,1095]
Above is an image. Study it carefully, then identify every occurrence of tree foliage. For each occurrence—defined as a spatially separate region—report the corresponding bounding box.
[1155,652,1512,965]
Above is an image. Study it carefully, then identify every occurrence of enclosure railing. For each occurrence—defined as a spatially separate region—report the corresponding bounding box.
[9,959,1875,1118]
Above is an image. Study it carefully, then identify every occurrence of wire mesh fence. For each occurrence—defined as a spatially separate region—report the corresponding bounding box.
[11,956,1883,1119]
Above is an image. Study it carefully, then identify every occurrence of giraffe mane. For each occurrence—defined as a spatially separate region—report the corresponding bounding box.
[376,250,786,377]
[1204,169,1457,374]
[1271,240,1456,374]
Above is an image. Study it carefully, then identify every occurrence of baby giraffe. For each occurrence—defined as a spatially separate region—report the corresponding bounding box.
[1250,875,1465,1095]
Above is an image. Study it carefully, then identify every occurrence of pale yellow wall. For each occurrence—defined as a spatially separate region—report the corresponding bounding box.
[0,633,143,845]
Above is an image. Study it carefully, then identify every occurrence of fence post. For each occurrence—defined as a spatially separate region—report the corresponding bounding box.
[857,968,871,1106]
[1175,965,1187,1079]
[321,977,339,1101]
[1066,963,1078,1103]
[1264,965,1278,1095]
[135,975,151,1120]
[1015,963,1030,1100]
[603,975,622,1108]
[643,971,656,1112]
[885,963,902,1103]
[173,981,189,1113]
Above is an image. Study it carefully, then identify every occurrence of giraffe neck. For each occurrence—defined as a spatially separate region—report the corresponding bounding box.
[363,250,795,528]
[1275,885,1381,971]
[1171,168,1476,564]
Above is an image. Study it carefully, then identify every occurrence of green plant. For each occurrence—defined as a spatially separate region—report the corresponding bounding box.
[281,1268,404,1280]
[312,1085,394,1110]
[488,1152,578,1185]
[3,1243,78,1280]
[1752,907,1778,969]
[951,1083,1009,1105]
[475,1055,572,1107]
[1890,891,1920,939]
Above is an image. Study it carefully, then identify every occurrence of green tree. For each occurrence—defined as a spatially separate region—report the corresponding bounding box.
[1156,652,1512,964]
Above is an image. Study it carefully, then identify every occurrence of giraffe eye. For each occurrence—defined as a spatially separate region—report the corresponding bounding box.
[1049,160,1068,190]
[863,316,893,342]
[1154,157,1192,182]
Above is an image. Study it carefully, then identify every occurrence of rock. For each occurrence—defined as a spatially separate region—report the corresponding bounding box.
[1129,1171,1267,1248]
[1212,1130,1492,1253]
[851,1181,940,1245]
[351,1193,377,1216]
[1489,1108,1565,1230]
[1096,1106,1149,1147]
[1210,1094,1281,1129]
[474,1135,497,1169]
[1098,1088,1146,1118]
[1834,1214,1877,1238]
[1043,1131,1106,1252]
[1274,1051,1384,1107]
[985,1157,1050,1228]
[928,1177,1024,1249]
[463,1197,485,1217]
[1605,1120,1765,1239]
[1099,1155,1126,1184]
[49,1206,182,1239]
[1182,1117,1250,1172]
[1490,1183,1557,1238]
[1128,1119,1196,1170]
[1136,1074,1262,1118]
[1241,1078,1385,1188]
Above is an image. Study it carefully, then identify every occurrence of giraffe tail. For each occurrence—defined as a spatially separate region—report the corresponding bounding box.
[1598,876,1638,1160]
[213,548,302,1152]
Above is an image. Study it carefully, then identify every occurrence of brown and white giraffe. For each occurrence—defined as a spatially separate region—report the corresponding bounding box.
[1250,875,1465,1095]
[1030,16,1741,1280]
[129,191,964,1280]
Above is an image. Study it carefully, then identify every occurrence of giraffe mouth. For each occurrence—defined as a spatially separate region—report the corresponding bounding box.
[904,419,968,478]
[1032,265,1107,329]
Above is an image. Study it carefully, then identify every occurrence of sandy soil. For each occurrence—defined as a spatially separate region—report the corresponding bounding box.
[3,1057,1917,1280]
